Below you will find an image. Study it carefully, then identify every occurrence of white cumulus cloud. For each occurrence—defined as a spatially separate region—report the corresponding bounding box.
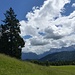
[72,3,75,7]
[20,0,75,55]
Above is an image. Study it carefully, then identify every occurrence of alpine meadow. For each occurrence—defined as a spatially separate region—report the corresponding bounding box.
[0,0,75,75]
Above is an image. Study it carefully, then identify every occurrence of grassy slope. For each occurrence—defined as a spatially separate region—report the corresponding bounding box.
[0,54,75,75]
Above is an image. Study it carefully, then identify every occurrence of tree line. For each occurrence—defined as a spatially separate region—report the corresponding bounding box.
[28,60,75,66]
[0,8,25,59]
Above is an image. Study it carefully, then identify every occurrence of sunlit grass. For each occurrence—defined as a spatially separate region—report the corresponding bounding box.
[0,54,75,75]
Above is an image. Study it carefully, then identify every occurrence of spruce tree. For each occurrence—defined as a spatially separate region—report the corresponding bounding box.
[0,7,25,59]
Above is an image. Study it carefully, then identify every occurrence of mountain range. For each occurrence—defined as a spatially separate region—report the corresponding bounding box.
[22,45,75,60]
[40,51,75,62]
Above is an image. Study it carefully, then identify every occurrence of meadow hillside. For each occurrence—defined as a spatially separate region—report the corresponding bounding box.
[0,54,75,75]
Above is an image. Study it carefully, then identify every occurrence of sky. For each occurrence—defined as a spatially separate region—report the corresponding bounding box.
[0,0,75,55]
[0,0,44,23]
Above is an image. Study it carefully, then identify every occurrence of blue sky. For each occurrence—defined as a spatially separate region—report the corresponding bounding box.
[0,0,44,23]
[0,0,75,23]
[0,0,75,55]
[61,0,75,16]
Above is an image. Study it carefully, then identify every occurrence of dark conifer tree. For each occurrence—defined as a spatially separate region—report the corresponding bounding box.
[0,7,25,59]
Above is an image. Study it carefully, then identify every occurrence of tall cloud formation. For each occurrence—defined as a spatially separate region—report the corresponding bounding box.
[20,0,75,54]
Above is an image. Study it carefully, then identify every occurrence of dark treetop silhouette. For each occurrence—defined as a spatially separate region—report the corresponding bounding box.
[0,7,25,59]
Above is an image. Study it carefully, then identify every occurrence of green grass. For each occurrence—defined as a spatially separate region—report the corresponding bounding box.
[0,54,75,75]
